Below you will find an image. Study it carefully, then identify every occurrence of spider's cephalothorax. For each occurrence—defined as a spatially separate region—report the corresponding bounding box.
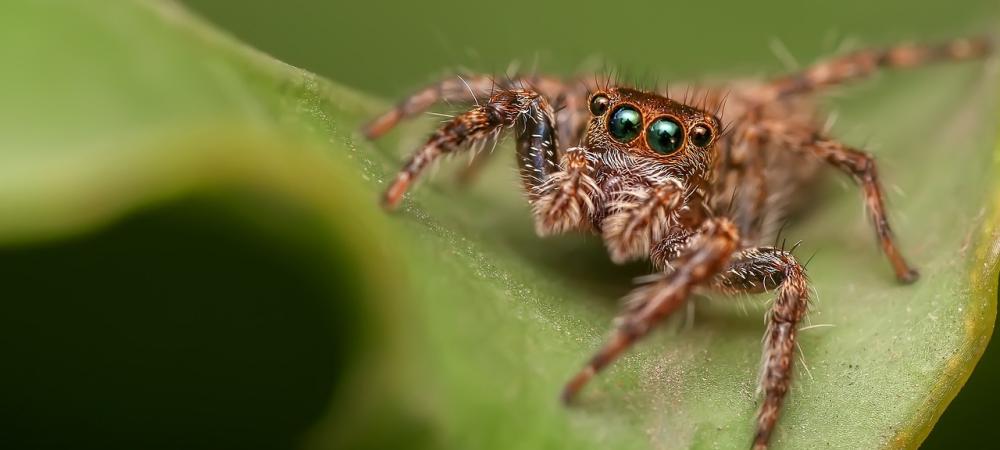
[535,87,724,264]
[362,36,992,449]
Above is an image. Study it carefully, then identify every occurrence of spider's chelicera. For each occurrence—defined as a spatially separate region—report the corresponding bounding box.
[362,36,992,449]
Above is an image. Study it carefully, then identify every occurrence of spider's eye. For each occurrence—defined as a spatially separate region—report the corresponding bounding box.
[646,117,685,155]
[690,123,714,148]
[608,105,642,143]
[589,94,610,115]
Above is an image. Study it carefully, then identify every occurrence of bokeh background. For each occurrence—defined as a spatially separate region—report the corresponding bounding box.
[175,0,1000,447]
[1,0,997,449]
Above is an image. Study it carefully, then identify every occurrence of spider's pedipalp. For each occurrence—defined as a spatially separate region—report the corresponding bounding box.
[601,179,686,263]
[532,147,602,235]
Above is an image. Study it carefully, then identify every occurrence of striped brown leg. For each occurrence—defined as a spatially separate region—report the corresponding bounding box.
[561,218,740,402]
[761,121,918,283]
[764,35,992,100]
[364,74,596,189]
[363,74,501,139]
[378,88,561,209]
[713,247,810,450]
[362,73,583,139]
[456,83,594,186]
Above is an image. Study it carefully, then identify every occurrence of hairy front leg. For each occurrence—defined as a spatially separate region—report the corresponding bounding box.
[363,74,559,138]
[364,73,597,189]
[363,73,593,141]
[562,218,740,402]
[713,247,810,450]
[375,88,560,209]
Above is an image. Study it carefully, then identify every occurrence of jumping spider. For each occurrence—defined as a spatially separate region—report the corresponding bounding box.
[362,36,991,449]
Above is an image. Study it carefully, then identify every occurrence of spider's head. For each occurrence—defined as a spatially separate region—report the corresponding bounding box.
[584,87,721,183]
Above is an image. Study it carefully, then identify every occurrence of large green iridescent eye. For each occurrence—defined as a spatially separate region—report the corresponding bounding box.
[608,105,642,143]
[646,117,685,155]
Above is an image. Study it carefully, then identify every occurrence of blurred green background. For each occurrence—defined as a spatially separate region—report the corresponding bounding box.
[0,1,997,449]
[183,0,999,96]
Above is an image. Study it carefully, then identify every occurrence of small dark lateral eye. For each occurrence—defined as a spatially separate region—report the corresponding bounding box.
[589,94,610,116]
[690,123,714,148]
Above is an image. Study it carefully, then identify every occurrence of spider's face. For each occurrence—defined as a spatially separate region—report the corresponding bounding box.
[584,87,721,183]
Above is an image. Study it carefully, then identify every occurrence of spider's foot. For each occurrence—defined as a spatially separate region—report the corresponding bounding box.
[560,367,595,405]
[898,268,920,284]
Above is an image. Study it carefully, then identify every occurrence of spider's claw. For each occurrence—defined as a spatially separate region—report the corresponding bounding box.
[560,366,595,405]
[381,172,412,210]
[361,109,403,140]
[898,268,920,284]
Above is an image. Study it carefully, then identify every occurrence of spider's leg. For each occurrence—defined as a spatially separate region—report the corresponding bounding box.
[617,229,696,315]
[712,247,810,450]
[561,218,740,402]
[363,74,499,139]
[764,35,991,100]
[762,121,918,283]
[365,74,596,188]
[455,85,595,186]
[379,88,561,210]
[362,74,580,139]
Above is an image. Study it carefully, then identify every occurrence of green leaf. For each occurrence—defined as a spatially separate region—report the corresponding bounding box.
[1,1,998,450]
